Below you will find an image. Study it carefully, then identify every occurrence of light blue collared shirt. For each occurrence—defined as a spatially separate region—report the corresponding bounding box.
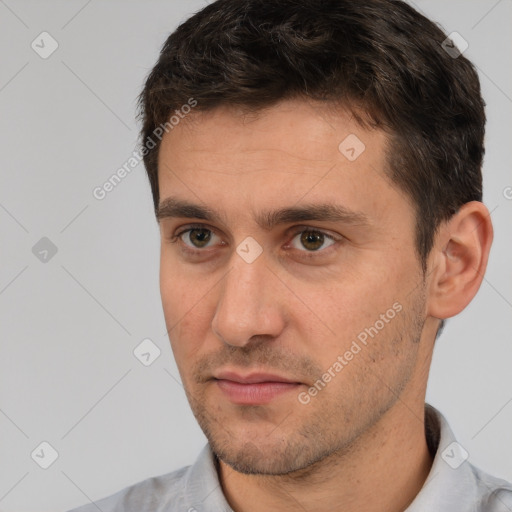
[68,404,512,511]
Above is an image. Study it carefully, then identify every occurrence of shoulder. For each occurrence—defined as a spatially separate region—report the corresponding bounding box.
[410,405,512,512]
[66,444,228,512]
[66,465,191,512]
[471,465,512,511]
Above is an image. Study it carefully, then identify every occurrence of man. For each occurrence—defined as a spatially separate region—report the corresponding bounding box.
[69,0,511,510]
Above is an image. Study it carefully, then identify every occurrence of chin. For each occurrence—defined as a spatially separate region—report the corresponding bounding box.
[209,431,329,476]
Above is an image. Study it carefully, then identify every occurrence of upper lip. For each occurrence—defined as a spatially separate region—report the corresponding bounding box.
[214,370,300,384]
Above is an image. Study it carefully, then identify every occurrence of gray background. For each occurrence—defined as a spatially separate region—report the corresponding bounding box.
[0,1,510,511]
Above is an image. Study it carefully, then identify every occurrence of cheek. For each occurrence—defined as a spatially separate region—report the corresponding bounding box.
[159,266,181,327]
[159,250,198,321]
[160,265,213,360]
[296,265,406,356]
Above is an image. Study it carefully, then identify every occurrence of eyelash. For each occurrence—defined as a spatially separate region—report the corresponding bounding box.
[168,223,341,260]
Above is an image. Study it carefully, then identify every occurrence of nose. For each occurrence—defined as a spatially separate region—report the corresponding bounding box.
[211,252,286,348]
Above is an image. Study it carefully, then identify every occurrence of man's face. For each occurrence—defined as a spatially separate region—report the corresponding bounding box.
[157,100,429,475]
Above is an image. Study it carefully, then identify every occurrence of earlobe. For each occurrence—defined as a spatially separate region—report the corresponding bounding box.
[427,201,493,320]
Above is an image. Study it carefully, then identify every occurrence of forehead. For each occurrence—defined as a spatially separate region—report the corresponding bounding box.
[156,99,410,231]
[159,100,381,171]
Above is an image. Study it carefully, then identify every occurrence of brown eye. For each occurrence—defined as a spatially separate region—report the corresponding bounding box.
[186,228,212,248]
[300,231,325,251]
[289,229,336,252]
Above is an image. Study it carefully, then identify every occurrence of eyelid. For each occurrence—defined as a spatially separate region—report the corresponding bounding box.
[173,223,219,237]
[288,225,340,240]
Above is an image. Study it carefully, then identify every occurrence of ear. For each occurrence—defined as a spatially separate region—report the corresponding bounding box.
[426,201,493,320]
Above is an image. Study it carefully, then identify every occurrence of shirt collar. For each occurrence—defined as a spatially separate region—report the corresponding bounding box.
[407,403,485,510]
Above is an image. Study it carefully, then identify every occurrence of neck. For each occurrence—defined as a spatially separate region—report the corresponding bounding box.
[217,400,433,512]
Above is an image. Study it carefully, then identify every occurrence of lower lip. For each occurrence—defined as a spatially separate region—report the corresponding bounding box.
[215,379,301,405]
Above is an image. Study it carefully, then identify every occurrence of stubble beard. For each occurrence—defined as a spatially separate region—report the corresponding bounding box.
[182,288,427,477]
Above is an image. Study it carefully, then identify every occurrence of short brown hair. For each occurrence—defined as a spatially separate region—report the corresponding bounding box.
[138,0,485,270]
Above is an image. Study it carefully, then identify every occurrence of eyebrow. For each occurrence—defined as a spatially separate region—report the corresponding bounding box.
[156,197,370,230]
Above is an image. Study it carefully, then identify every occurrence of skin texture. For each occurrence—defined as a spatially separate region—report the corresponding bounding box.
[157,99,493,512]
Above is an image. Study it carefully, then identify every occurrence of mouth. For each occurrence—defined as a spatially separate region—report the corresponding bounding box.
[212,370,303,405]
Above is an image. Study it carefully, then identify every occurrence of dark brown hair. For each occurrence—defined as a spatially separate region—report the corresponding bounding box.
[137,0,485,271]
